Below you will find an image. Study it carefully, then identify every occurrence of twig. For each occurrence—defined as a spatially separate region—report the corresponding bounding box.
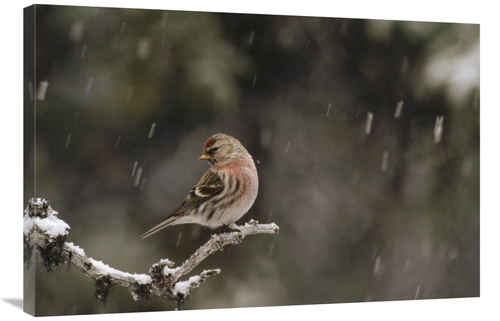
[23,198,279,306]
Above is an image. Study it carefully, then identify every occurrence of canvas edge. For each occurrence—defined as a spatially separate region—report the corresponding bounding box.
[23,4,36,317]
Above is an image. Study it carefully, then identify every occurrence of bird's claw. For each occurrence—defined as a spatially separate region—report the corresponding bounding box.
[214,224,240,234]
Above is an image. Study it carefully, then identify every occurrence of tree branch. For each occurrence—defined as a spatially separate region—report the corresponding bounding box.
[23,198,279,307]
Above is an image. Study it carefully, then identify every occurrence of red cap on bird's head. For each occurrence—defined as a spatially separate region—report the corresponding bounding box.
[204,138,215,149]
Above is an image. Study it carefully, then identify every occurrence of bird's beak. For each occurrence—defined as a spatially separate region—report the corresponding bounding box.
[199,153,211,160]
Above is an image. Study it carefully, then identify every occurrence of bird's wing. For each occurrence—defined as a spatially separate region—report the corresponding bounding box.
[171,169,225,215]
[136,169,224,240]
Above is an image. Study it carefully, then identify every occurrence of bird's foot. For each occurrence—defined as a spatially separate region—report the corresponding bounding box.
[214,224,240,234]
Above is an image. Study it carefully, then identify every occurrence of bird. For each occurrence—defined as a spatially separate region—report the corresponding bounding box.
[137,133,258,240]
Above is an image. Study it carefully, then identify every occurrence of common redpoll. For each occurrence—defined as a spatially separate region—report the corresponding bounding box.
[137,133,258,240]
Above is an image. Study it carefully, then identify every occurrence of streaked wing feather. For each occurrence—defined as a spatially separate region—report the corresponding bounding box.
[171,169,224,215]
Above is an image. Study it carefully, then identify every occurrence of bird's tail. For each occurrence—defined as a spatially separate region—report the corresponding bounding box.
[136,215,179,241]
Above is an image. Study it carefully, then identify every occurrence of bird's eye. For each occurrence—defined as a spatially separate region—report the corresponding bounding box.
[212,147,220,152]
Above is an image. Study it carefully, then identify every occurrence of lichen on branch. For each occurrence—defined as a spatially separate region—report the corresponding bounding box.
[23,198,279,307]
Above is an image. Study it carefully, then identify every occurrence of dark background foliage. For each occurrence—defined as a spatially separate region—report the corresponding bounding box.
[26,5,479,316]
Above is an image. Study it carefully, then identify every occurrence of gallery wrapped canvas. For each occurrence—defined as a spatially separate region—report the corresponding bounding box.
[23,4,479,317]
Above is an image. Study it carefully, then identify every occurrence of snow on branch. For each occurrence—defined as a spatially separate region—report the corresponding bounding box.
[23,198,279,307]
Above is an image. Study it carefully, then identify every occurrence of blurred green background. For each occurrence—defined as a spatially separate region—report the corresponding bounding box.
[26,5,479,316]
